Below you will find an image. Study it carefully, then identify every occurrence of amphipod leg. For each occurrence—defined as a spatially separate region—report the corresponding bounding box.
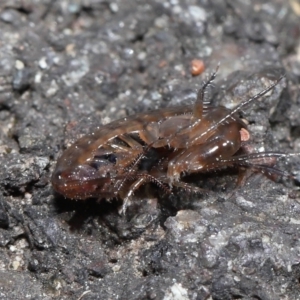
[203,152,297,179]
[119,177,146,215]
[171,181,208,195]
[119,172,172,215]
[118,134,144,149]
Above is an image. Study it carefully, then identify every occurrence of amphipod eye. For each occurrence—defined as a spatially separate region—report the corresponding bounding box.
[89,153,118,171]
[94,153,117,164]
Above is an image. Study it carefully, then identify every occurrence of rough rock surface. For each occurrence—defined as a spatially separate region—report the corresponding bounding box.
[0,1,300,299]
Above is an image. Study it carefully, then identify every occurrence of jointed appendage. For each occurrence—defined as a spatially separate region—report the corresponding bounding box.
[192,64,220,120]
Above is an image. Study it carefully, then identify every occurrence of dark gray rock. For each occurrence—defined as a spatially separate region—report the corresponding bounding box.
[0,0,300,299]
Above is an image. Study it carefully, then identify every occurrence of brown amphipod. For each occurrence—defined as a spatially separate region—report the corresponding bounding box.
[51,68,296,213]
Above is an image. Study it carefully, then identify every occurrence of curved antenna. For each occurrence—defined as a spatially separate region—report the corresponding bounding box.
[188,74,284,147]
[192,63,220,120]
[203,152,299,180]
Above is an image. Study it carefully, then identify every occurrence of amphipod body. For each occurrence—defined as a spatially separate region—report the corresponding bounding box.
[52,69,288,213]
